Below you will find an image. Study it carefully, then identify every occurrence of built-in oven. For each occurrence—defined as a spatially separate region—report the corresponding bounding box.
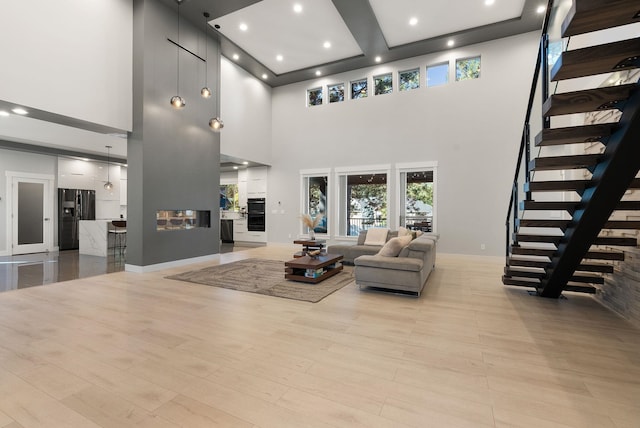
[247,198,266,231]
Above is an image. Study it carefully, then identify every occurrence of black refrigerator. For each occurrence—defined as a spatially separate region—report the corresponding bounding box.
[58,188,96,250]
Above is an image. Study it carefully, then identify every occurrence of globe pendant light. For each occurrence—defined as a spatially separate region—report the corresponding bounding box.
[209,30,224,132]
[104,145,114,191]
[200,12,212,99]
[170,0,185,109]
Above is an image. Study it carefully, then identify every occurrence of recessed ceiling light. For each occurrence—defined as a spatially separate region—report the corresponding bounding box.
[315,70,322,76]
[536,5,546,13]
[261,73,268,79]
[233,166,239,170]
[323,41,331,49]
[447,39,455,47]
[293,4,302,13]
[12,108,28,115]
[276,54,283,61]
[484,0,495,5]
[409,17,418,26]
[0,111,9,117]
[242,161,249,165]
[232,53,239,60]
[239,23,248,31]
[81,158,90,162]
[375,56,381,62]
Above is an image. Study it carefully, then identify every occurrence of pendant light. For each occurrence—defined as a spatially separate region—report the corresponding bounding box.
[104,145,114,191]
[200,12,212,99]
[170,0,186,109]
[209,34,224,132]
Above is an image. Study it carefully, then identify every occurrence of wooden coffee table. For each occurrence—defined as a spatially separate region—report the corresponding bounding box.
[284,253,343,284]
[292,239,326,258]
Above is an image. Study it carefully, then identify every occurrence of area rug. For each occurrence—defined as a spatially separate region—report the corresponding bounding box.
[166,258,353,303]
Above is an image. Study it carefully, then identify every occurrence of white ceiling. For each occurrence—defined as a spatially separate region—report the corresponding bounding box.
[210,0,539,81]
[211,0,363,75]
[369,0,527,47]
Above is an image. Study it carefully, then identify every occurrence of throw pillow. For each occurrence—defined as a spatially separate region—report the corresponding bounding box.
[377,234,412,257]
[398,226,411,237]
[363,228,389,246]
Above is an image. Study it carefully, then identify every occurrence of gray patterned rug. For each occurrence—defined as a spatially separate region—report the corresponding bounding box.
[166,258,353,303]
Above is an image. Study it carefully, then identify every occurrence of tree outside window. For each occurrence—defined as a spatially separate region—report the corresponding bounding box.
[456,56,481,81]
[351,78,368,99]
[307,176,328,233]
[346,173,387,235]
[399,68,420,91]
[374,73,393,95]
[328,83,345,103]
[307,87,323,106]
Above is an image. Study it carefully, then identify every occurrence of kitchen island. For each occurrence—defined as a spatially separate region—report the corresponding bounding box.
[79,220,123,256]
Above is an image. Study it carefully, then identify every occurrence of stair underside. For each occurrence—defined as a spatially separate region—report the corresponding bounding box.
[542,84,637,117]
[502,276,597,294]
[562,0,640,37]
[525,178,640,192]
[550,38,640,81]
[535,123,616,146]
[508,257,614,273]
[515,234,637,247]
[529,154,600,171]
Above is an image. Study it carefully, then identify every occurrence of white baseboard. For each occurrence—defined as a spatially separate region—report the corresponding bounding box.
[125,253,220,273]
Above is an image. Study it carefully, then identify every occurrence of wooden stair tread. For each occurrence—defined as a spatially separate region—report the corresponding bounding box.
[515,234,637,247]
[542,84,637,117]
[534,124,616,146]
[525,178,640,192]
[517,219,569,229]
[520,200,640,211]
[562,0,640,37]
[520,201,578,211]
[529,154,600,171]
[551,38,640,81]
[502,276,597,294]
[504,267,604,284]
[512,246,624,261]
[507,257,614,273]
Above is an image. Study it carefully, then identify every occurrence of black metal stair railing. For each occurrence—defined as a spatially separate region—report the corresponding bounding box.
[505,0,554,262]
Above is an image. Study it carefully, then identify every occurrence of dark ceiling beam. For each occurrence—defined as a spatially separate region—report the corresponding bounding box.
[331,0,388,56]
[0,139,127,164]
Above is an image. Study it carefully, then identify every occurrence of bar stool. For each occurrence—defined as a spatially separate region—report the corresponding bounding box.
[109,220,127,253]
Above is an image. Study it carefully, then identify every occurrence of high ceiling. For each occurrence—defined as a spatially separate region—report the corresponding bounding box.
[169,0,546,87]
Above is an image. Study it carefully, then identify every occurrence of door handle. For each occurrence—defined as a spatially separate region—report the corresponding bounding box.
[44,218,50,221]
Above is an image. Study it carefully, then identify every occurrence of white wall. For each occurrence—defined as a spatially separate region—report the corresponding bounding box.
[0,0,133,132]
[0,149,58,254]
[268,31,540,256]
[221,57,272,165]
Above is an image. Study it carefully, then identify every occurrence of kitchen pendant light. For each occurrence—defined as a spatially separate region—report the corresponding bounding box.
[170,0,185,109]
[200,12,212,99]
[104,145,114,191]
[209,117,224,130]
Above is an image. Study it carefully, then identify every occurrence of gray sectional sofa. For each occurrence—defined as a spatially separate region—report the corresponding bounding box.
[327,230,399,265]
[327,229,438,297]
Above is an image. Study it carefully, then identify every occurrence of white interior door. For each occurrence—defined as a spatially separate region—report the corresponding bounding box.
[10,175,54,255]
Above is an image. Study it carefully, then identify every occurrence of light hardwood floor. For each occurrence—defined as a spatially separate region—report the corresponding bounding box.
[0,244,638,428]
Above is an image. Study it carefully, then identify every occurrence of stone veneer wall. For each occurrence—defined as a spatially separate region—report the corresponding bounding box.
[583,69,640,328]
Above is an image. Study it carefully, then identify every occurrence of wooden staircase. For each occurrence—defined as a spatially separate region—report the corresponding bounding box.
[503,0,640,297]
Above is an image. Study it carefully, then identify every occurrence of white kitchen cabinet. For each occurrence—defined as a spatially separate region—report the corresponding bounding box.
[233,218,247,242]
[246,166,267,198]
[237,169,248,209]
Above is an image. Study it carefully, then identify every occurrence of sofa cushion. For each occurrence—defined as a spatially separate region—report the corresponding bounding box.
[363,228,389,246]
[398,226,412,237]
[355,255,423,272]
[356,230,367,245]
[377,234,412,257]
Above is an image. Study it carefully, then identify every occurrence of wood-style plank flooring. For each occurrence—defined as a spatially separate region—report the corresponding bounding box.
[0,244,638,427]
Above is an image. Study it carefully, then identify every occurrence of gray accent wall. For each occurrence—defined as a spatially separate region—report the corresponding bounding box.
[129,0,220,267]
